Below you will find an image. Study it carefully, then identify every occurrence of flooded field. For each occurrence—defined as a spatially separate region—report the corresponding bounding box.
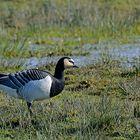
[0,39,139,69]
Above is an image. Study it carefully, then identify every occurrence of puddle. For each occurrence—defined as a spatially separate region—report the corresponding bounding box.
[0,40,140,69]
[109,44,140,60]
[29,44,56,51]
[108,44,140,67]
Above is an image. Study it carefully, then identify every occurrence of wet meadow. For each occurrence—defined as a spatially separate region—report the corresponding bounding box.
[0,0,140,139]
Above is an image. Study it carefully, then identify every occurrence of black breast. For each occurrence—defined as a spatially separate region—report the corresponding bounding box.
[50,78,64,97]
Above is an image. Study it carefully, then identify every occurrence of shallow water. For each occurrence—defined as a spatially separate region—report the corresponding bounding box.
[26,42,140,68]
[0,40,140,69]
[108,44,140,68]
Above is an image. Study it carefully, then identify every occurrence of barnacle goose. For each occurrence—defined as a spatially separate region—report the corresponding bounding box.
[0,57,78,114]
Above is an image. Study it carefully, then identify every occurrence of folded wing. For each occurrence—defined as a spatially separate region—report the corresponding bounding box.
[0,69,49,89]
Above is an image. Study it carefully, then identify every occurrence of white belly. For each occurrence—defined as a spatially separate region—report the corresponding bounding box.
[19,76,52,102]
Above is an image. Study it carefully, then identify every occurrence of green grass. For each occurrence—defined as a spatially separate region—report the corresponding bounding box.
[0,60,140,140]
[0,0,140,59]
[0,25,139,59]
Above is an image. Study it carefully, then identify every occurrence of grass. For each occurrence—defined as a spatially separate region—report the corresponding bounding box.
[0,25,139,59]
[0,60,140,140]
[0,0,140,58]
[0,0,140,139]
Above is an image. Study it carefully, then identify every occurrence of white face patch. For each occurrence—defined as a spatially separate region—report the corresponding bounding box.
[69,58,74,63]
[64,58,74,68]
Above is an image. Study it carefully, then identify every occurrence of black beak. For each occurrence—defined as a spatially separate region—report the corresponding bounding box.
[73,65,79,68]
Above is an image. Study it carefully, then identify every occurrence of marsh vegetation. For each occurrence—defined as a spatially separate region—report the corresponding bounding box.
[0,0,140,139]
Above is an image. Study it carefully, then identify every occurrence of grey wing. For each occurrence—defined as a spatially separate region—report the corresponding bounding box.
[0,69,49,89]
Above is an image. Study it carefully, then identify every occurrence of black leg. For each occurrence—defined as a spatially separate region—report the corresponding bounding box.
[27,102,33,115]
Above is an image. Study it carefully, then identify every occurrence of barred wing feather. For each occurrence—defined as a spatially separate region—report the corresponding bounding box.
[0,69,49,89]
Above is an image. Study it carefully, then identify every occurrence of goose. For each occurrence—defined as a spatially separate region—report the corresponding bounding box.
[0,57,78,114]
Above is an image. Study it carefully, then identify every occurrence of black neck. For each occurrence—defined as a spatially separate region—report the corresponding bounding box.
[54,65,64,81]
